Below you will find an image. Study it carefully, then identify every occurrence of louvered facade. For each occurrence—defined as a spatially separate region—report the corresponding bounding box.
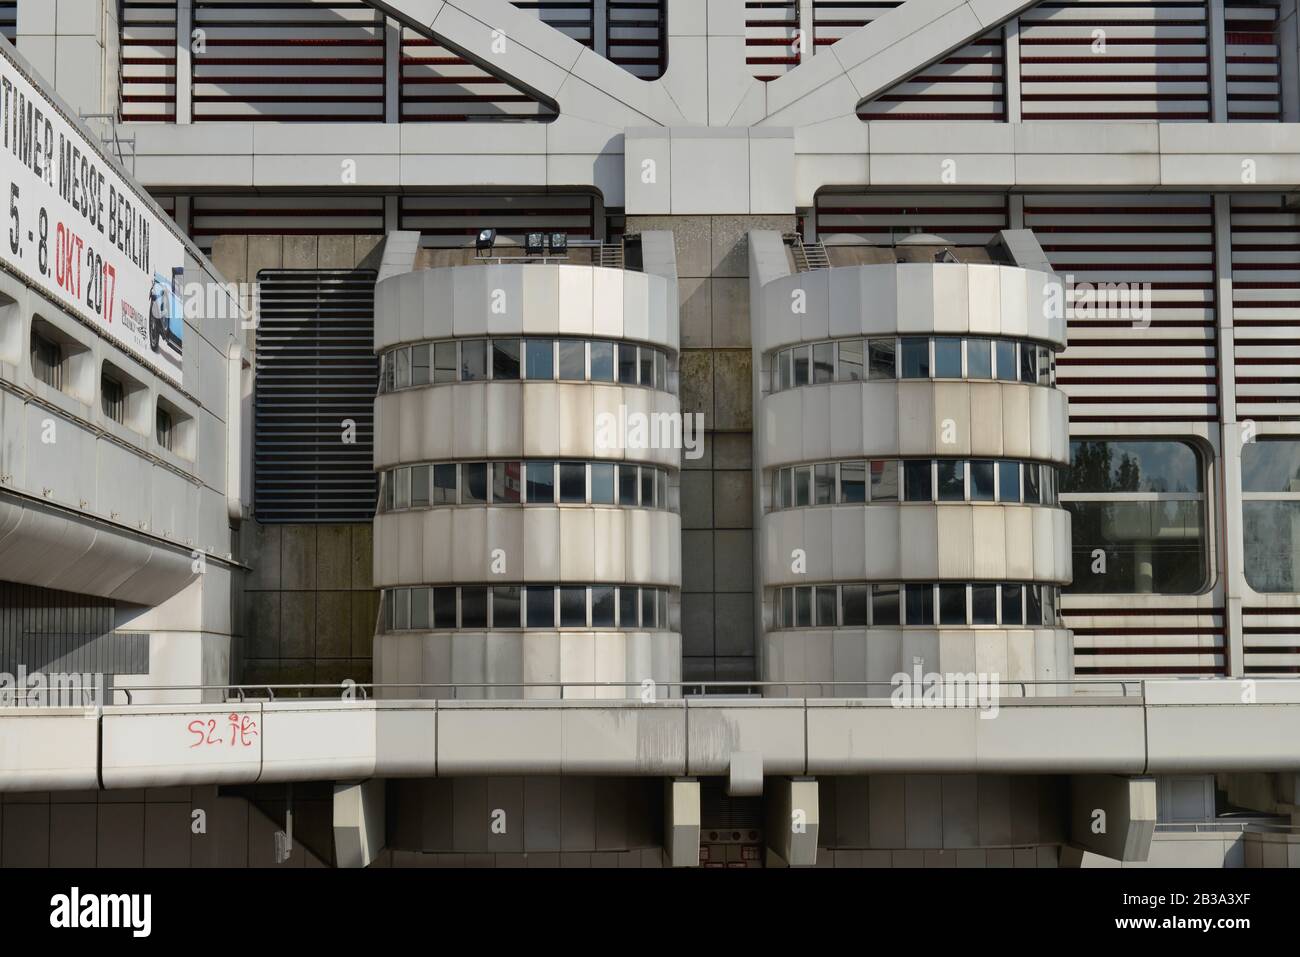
[120,0,177,122]
[254,269,380,523]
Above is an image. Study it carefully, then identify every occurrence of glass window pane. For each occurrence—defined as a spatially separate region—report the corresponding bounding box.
[1245,501,1300,592]
[410,465,430,507]
[526,586,555,628]
[559,587,587,627]
[1065,500,1207,594]
[780,588,794,629]
[994,340,1016,381]
[778,468,793,509]
[840,461,866,503]
[904,461,932,502]
[937,460,964,501]
[794,587,812,627]
[872,584,900,625]
[393,589,410,630]
[1020,343,1037,383]
[383,472,394,511]
[642,588,658,628]
[461,340,487,380]
[559,462,586,503]
[525,339,554,380]
[934,337,962,378]
[462,463,487,504]
[410,587,430,629]
[655,351,667,391]
[967,339,992,378]
[1038,345,1052,385]
[778,349,793,391]
[590,341,615,382]
[1001,585,1023,625]
[433,588,457,629]
[591,586,615,627]
[998,461,1020,503]
[815,586,837,627]
[838,340,863,381]
[618,344,638,383]
[558,340,586,381]
[1242,440,1300,492]
[1024,463,1040,504]
[1063,440,1201,494]
[657,469,669,510]
[591,463,615,504]
[869,339,897,380]
[901,338,929,378]
[971,585,997,625]
[493,339,520,380]
[970,460,995,501]
[411,344,430,385]
[526,462,555,503]
[842,584,868,626]
[795,467,812,507]
[493,461,521,503]
[434,342,457,382]
[939,584,967,625]
[639,348,654,387]
[618,465,638,505]
[905,584,934,625]
[872,460,899,502]
[432,464,457,504]
[815,464,835,505]
[461,587,488,628]
[813,342,834,384]
[641,467,656,507]
[395,467,411,508]
[792,346,810,386]
[395,348,411,388]
[1026,585,1043,625]
[774,350,788,392]
[620,587,639,627]
[492,586,521,628]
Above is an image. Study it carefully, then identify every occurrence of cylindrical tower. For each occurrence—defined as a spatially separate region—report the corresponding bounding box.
[371,259,682,699]
[753,251,1072,695]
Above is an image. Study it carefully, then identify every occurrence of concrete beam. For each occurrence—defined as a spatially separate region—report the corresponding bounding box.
[1069,775,1157,863]
[333,778,386,869]
[765,777,819,867]
[664,777,700,867]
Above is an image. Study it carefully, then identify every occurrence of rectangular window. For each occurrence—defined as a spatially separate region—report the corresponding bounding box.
[872,584,900,625]
[101,375,125,423]
[937,460,965,501]
[840,461,866,503]
[618,465,639,505]
[970,460,995,501]
[556,582,587,629]
[1020,343,1037,383]
[904,461,932,501]
[933,337,962,378]
[410,587,430,629]
[434,341,457,383]
[590,341,615,382]
[971,585,997,625]
[410,465,430,507]
[591,586,616,627]
[558,340,586,381]
[492,586,521,628]
[1026,585,1043,625]
[780,588,794,628]
[794,587,812,627]
[813,342,834,384]
[998,461,1020,503]
[591,463,615,504]
[995,340,1016,381]
[461,340,488,380]
[493,461,521,503]
[872,460,899,502]
[938,584,967,625]
[639,348,654,387]
[393,589,410,630]
[411,344,430,385]
[900,338,929,378]
[642,588,658,628]
[1001,584,1023,625]
[966,339,992,379]
[526,586,555,628]
[433,588,457,629]
[526,462,555,503]
[526,339,554,379]
[816,586,838,627]
[462,463,488,504]
[792,346,810,386]
[394,347,410,389]
[559,461,586,503]
[620,587,639,627]
[657,469,668,510]
[774,350,789,391]
[815,463,835,505]
[655,351,667,391]
[640,467,656,507]
[842,584,868,626]
[1037,345,1052,385]
[618,344,638,383]
[492,339,521,380]
[869,339,897,379]
[394,467,411,509]
[838,340,863,381]
[905,584,934,625]
[780,349,795,390]
[777,468,793,508]
[1024,463,1040,504]
[432,464,457,504]
[795,467,812,507]
[156,407,174,451]
[461,587,488,628]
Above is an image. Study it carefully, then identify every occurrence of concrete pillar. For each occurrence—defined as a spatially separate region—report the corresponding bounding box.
[664,777,700,867]
[765,777,819,867]
[1004,18,1022,123]
[799,0,815,61]
[384,17,402,123]
[1208,0,1230,122]
[1069,775,1156,863]
[333,779,386,869]
[176,0,194,124]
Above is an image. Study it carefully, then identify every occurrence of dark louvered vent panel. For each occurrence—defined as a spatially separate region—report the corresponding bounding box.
[255,269,378,523]
[860,27,1006,120]
[120,0,177,122]
[1226,2,1282,120]
[1231,194,1300,421]
[1025,193,1218,423]
[1065,603,1226,676]
[814,191,1011,245]
[1242,607,1300,675]
[747,1,803,82]
[400,192,598,247]
[0,581,148,676]
[607,0,666,79]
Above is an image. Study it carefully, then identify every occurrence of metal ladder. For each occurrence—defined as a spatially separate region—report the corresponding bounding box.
[785,232,830,272]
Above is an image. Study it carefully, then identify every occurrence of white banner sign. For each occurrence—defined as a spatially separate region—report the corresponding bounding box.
[0,49,186,385]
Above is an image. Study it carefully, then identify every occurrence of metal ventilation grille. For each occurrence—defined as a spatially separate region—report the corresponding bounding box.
[0,581,148,676]
[120,0,178,123]
[814,191,1011,245]
[255,269,379,523]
